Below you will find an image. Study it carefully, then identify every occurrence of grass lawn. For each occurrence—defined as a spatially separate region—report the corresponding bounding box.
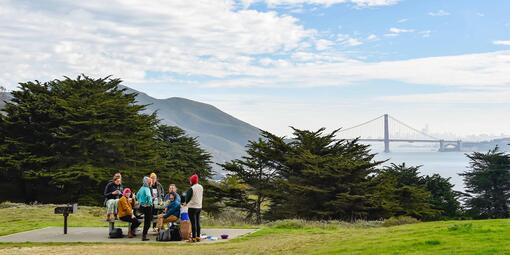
[1,203,509,254]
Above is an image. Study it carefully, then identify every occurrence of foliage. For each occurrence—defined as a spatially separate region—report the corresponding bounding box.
[256,128,383,221]
[0,76,214,206]
[220,138,279,223]
[382,216,420,227]
[370,163,460,220]
[424,174,462,219]
[460,147,510,219]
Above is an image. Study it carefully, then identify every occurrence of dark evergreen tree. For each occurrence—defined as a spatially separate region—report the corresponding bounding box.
[221,139,279,223]
[370,163,438,219]
[0,76,160,204]
[265,128,382,221]
[155,124,212,185]
[424,174,461,219]
[460,147,510,219]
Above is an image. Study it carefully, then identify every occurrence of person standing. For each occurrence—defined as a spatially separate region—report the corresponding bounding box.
[118,188,141,238]
[149,173,165,203]
[136,176,153,241]
[104,175,123,221]
[184,174,203,242]
[149,172,165,231]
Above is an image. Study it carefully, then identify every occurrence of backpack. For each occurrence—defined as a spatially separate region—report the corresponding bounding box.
[157,228,171,242]
[109,228,123,238]
[169,224,182,241]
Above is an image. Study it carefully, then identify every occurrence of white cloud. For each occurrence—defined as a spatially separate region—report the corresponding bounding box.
[337,34,363,46]
[367,34,378,41]
[397,18,408,23]
[201,50,510,89]
[379,90,510,104]
[243,0,399,7]
[315,39,335,50]
[0,0,314,88]
[385,27,414,37]
[1,0,509,97]
[494,40,510,46]
[389,27,415,33]
[428,10,451,16]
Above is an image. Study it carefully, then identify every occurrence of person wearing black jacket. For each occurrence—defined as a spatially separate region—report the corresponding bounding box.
[104,175,123,221]
[149,172,165,231]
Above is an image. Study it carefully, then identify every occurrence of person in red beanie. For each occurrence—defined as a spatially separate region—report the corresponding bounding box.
[184,174,203,242]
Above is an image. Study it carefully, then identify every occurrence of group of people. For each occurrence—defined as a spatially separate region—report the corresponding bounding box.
[103,172,203,242]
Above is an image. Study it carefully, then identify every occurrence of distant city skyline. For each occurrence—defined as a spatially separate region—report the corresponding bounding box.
[1,0,509,137]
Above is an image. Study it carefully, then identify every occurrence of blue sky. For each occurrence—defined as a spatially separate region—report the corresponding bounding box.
[1,0,509,138]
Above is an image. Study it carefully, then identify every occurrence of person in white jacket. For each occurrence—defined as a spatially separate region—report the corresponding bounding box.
[184,174,203,242]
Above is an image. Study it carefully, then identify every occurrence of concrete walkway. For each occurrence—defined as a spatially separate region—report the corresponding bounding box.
[0,227,257,243]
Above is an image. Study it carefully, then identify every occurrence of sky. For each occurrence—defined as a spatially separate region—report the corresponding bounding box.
[1,0,509,139]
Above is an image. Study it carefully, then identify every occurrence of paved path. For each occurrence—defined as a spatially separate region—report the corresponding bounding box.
[0,227,257,243]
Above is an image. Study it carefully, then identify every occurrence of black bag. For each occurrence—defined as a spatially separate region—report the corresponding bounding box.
[169,225,181,241]
[109,228,123,238]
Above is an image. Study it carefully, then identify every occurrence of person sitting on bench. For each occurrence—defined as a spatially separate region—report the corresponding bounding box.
[118,188,141,238]
[104,175,123,221]
[157,192,180,230]
[164,184,181,205]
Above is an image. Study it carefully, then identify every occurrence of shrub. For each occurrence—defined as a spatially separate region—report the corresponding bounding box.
[382,216,420,227]
[447,223,473,232]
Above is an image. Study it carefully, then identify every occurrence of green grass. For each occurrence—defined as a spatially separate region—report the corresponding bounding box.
[0,202,254,237]
[1,203,510,254]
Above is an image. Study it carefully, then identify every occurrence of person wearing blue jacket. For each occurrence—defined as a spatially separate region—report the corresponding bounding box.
[136,176,153,241]
[156,192,180,230]
[164,184,181,205]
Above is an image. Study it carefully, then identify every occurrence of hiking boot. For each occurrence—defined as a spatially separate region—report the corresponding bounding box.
[195,237,201,242]
[142,235,150,241]
[128,230,134,238]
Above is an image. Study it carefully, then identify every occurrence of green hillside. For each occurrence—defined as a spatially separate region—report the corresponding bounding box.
[123,87,262,176]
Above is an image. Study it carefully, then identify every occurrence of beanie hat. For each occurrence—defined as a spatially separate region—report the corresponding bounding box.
[122,188,131,196]
[189,174,199,185]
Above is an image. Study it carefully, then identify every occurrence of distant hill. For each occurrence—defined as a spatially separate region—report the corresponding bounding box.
[122,86,262,176]
[0,88,262,177]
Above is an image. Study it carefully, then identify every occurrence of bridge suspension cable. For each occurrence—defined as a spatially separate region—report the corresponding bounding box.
[388,115,439,140]
[338,115,384,133]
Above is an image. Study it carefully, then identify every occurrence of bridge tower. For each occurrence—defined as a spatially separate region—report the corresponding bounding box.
[384,114,390,153]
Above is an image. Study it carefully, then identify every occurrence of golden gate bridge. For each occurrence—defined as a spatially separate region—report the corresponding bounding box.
[338,114,462,153]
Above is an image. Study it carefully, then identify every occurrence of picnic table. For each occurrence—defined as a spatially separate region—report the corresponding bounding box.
[108,203,165,232]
